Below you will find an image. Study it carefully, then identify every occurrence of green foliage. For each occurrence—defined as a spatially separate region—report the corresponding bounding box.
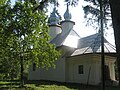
[83,0,112,30]
[0,0,60,79]
[64,0,79,6]
[0,0,7,5]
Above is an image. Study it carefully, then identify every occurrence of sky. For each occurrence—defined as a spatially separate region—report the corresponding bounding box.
[11,0,115,45]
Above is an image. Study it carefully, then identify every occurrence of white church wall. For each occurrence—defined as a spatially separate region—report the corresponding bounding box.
[93,54,116,81]
[66,54,116,85]
[28,52,116,85]
[66,54,99,85]
[39,57,66,82]
[28,57,66,82]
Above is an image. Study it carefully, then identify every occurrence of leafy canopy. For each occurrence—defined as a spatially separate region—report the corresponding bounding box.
[0,0,60,79]
[83,0,112,31]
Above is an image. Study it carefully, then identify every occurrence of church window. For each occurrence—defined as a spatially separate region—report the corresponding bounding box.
[33,63,36,71]
[78,65,84,74]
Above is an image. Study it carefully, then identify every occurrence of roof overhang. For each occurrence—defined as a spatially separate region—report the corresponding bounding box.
[67,52,116,58]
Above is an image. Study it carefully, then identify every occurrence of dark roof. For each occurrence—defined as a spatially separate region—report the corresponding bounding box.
[51,28,116,56]
[72,33,116,56]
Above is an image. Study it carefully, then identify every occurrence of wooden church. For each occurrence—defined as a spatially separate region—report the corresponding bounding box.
[28,5,116,85]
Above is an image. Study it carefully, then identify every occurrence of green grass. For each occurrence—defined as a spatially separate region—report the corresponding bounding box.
[0,80,120,90]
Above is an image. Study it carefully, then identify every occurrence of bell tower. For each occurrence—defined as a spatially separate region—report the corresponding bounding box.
[60,3,75,35]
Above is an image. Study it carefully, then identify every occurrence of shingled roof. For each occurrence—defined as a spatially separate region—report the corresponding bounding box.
[71,33,116,56]
[51,28,116,56]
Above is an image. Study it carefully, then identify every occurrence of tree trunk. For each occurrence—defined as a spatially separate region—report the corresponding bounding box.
[109,0,120,86]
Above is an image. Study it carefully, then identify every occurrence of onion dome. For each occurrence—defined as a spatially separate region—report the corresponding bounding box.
[49,7,60,25]
[64,3,72,20]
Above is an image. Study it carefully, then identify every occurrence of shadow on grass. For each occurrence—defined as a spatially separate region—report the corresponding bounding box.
[0,84,35,90]
[0,81,34,90]
[25,80,120,90]
[0,80,120,90]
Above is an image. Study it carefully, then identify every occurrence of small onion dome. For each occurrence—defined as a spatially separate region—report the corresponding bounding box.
[48,7,60,25]
[64,3,72,20]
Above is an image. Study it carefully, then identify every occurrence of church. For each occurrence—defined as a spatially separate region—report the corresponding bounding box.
[28,5,116,85]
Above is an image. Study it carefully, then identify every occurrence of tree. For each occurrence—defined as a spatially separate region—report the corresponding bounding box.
[83,0,111,31]
[109,0,120,86]
[0,0,60,83]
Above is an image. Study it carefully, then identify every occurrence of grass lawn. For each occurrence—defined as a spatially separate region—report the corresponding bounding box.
[0,80,120,90]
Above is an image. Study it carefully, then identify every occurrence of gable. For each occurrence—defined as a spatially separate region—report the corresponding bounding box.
[50,29,80,48]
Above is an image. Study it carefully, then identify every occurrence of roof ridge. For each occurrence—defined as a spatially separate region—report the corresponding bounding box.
[72,29,81,38]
